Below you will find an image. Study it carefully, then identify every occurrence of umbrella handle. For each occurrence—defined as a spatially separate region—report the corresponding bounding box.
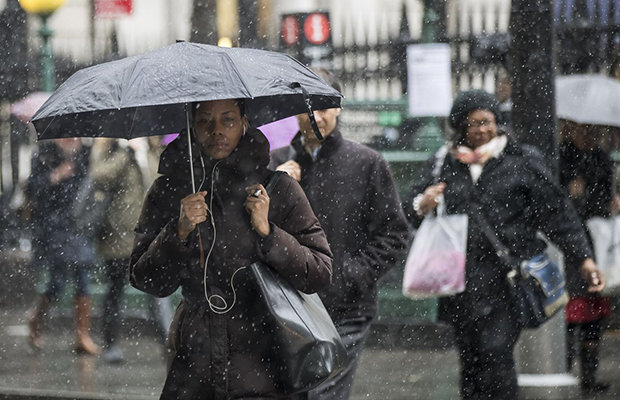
[291,83,324,141]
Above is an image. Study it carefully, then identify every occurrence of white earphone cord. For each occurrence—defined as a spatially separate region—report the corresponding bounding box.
[200,159,246,314]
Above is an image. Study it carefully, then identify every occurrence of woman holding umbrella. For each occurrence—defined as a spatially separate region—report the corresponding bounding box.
[129,98,333,400]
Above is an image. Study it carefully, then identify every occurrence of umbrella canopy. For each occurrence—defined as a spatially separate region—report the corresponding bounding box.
[11,92,50,123]
[258,116,299,150]
[31,42,342,140]
[556,74,620,128]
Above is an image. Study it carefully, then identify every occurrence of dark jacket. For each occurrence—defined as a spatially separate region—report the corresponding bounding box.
[404,140,593,318]
[130,129,333,400]
[270,130,409,323]
[28,141,92,261]
[559,142,613,221]
[559,141,613,295]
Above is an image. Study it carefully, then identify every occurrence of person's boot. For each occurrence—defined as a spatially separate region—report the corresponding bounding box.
[28,295,51,352]
[580,340,610,394]
[102,344,125,364]
[74,296,100,355]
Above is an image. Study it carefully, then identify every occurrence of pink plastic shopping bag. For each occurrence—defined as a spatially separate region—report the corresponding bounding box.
[402,210,468,299]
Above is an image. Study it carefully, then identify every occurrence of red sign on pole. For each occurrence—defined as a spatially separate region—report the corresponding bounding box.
[280,12,332,68]
[95,0,133,17]
[281,15,300,46]
[303,13,330,45]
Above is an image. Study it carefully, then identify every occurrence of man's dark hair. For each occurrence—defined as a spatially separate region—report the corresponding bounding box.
[310,67,342,94]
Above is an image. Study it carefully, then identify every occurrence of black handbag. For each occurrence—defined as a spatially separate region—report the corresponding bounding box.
[248,171,348,394]
[473,205,569,329]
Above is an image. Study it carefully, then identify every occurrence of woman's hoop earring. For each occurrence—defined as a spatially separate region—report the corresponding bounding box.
[243,125,247,136]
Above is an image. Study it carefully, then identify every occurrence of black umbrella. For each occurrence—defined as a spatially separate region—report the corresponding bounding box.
[31,42,342,141]
[30,42,342,192]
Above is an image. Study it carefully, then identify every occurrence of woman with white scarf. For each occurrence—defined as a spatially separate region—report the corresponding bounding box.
[404,89,605,400]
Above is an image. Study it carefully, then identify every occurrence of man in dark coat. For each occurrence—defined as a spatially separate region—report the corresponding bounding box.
[404,90,605,400]
[270,69,409,400]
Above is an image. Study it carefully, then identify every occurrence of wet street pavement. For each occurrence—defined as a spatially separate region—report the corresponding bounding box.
[1,304,619,400]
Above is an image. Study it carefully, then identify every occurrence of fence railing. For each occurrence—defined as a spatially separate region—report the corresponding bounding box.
[332,0,620,104]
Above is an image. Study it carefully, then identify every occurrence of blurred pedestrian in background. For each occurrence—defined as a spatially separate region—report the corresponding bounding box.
[404,89,605,400]
[271,68,409,400]
[89,139,143,364]
[495,69,513,132]
[27,138,99,355]
[559,121,614,394]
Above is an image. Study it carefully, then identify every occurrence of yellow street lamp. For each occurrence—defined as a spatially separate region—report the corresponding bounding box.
[18,0,66,92]
[18,0,64,15]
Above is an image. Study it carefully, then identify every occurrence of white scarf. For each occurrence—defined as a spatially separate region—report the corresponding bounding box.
[452,135,508,183]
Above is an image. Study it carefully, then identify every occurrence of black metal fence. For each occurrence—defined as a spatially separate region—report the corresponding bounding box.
[332,0,620,104]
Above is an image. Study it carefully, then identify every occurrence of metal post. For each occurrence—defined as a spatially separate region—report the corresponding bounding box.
[510,1,578,398]
[421,0,438,43]
[238,0,259,48]
[39,13,56,93]
[0,0,30,101]
[510,0,558,174]
[190,0,218,45]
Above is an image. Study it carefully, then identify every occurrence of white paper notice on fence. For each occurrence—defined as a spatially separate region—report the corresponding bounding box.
[407,43,452,117]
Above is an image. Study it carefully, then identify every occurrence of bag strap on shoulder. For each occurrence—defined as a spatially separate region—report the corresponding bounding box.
[470,146,553,271]
[470,202,516,270]
[264,171,286,196]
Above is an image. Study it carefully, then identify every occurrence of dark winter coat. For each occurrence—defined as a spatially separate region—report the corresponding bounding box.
[559,141,613,296]
[269,130,409,323]
[404,140,593,319]
[28,141,92,262]
[130,129,333,400]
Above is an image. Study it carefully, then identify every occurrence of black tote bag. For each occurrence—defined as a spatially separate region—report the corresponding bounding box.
[248,171,348,394]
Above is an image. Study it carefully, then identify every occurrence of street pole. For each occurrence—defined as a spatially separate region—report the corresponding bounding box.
[510,0,558,173]
[39,14,55,93]
[190,0,218,45]
[238,0,259,48]
[510,1,579,398]
[18,0,66,92]
[421,0,438,44]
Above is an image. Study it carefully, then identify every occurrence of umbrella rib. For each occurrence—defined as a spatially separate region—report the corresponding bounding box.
[119,57,142,109]
[36,114,58,140]
[128,107,139,139]
[224,53,253,99]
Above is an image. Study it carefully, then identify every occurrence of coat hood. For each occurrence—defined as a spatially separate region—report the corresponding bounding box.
[158,128,271,182]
